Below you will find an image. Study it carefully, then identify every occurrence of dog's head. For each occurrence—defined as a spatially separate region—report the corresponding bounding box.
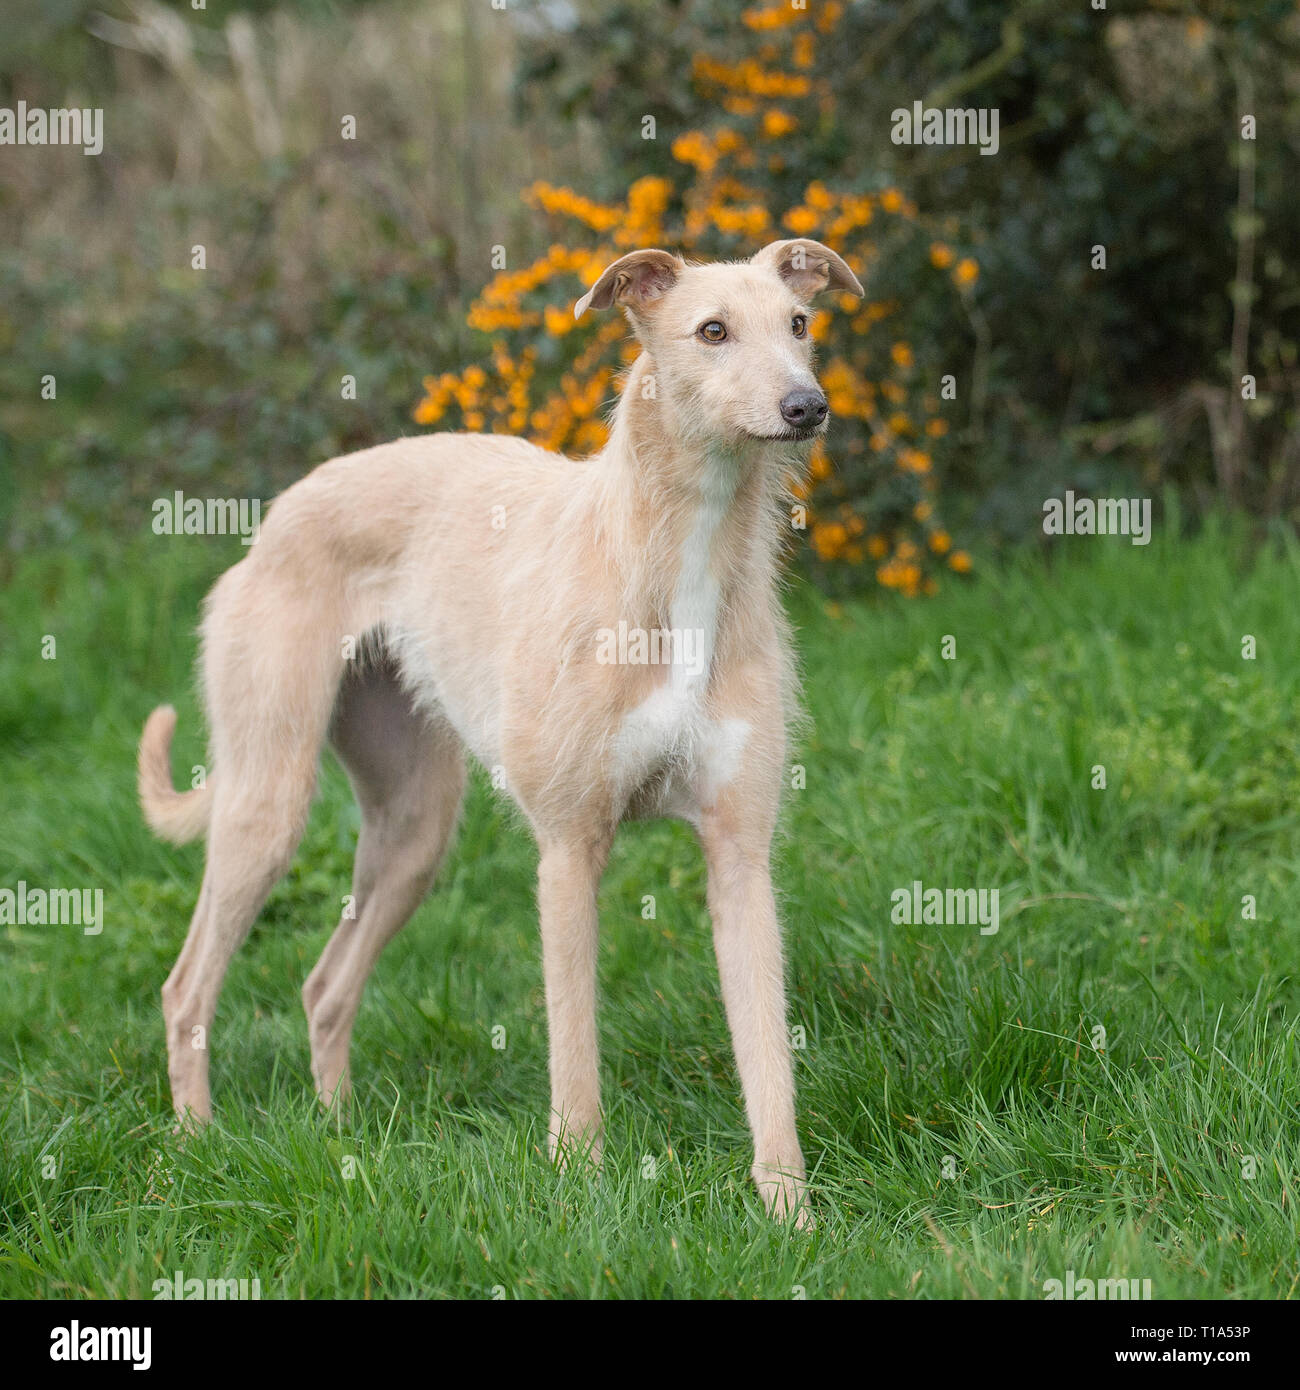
[575,239,863,448]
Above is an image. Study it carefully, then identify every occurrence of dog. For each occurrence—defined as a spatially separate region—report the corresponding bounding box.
[138,237,863,1225]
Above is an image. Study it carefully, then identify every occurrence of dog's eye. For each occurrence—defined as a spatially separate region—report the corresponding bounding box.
[698,321,727,343]
[791,314,808,338]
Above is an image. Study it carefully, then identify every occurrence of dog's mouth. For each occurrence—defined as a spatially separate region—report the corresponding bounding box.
[749,425,823,443]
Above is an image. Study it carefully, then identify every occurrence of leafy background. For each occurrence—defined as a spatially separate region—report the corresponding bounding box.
[4,1,1299,588]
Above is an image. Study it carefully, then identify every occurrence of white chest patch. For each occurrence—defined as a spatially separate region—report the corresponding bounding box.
[667,482,726,701]
[610,458,748,809]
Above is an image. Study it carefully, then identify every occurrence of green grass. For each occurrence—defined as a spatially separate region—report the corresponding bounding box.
[2,519,1299,1299]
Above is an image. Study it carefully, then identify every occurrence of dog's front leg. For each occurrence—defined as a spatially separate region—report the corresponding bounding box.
[537,834,611,1167]
[698,798,810,1228]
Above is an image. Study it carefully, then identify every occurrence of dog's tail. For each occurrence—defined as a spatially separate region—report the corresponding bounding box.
[138,705,212,845]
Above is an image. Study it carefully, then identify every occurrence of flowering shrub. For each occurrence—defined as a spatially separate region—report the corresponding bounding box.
[415,0,973,594]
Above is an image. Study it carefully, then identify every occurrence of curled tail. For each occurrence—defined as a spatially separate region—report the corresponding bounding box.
[138,705,212,845]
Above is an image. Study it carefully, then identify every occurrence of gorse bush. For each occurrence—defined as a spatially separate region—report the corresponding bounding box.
[416,1,974,595]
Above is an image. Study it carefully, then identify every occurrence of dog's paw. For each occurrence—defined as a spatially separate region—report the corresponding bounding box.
[753,1161,814,1231]
[548,1122,604,1172]
[313,1074,354,1120]
[169,1103,212,1141]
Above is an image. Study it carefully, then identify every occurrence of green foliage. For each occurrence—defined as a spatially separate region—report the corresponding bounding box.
[0,181,461,554]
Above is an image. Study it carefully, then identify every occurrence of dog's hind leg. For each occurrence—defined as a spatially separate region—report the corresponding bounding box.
[162,571,342,1127]
[304,663,466,1109]
[163,754,318,1127]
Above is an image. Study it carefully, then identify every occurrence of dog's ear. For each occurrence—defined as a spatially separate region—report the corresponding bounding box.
[574,249,685,319]
[751,239,864,300]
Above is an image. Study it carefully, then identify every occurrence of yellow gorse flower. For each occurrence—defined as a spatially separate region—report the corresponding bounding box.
[742,2,804,31]
[762,109,798,138]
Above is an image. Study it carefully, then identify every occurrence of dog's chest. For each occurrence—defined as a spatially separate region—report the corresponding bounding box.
[611,475,749,812]
[666,486,726,700]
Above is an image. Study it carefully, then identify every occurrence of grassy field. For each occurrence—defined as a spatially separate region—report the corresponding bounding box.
[1,517,1298,1299]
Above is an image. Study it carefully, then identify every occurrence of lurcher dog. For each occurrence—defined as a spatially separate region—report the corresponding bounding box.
[138,238,863,1225]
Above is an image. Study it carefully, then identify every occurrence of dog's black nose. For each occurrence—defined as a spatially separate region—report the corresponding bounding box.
[779,390,828,430]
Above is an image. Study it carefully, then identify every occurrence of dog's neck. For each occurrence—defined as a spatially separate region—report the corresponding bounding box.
[594,353,792,622]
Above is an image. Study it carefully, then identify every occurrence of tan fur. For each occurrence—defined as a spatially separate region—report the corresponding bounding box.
[140,239,862,1227]
[139,706,212,843]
